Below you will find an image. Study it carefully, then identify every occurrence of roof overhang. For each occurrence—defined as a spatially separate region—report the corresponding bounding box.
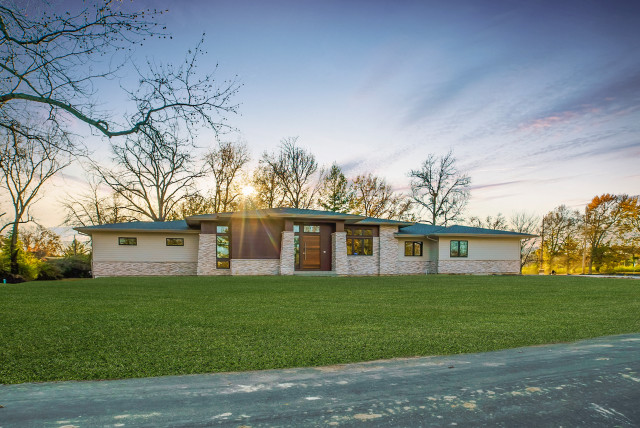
[73,227,200,235]
[432,233,537,238]
[186,211,367,227]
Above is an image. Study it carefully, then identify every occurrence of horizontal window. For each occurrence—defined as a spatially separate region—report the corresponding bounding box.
[450,240,468,258]
[216,225,229,234]
[166,238,184,246]
[216,260,230,269]
[345,227,373,236]
[118,237,137,246]
[404,241,423,257]
[303,225,320,233]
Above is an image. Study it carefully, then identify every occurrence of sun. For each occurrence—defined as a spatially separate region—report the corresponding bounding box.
[241,184,256,197]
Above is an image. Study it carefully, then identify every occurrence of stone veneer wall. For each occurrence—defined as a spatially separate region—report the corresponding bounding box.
[332,232,348,275]
[438,260,520,274]
[346,237,380,275]
[280,231,295,275]
[378,225,399,275]
[397,260,427,275]
[93,261,197,277]
[197,234,230,276]
[426,261,438,274]
[231,259,281,275]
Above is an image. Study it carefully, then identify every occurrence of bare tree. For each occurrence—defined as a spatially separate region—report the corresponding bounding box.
[317,163,351,213]
[262,137,320,209]
[0,3,239,141]
[251,160,285,209]
[467,213,508,230]
[94,125,203,221]
[350,173,412,220]
[0,125,71,274]
[205,139,250,212]
[166,192,215,220]
[509,211,539,274]
[409,150,470,226]
[62,177,137,227]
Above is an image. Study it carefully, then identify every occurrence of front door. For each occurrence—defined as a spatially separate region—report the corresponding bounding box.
[301,235,321,270]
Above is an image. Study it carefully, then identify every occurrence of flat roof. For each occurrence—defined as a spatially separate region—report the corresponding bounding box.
[74,210,536,238]
[74,220,199,235]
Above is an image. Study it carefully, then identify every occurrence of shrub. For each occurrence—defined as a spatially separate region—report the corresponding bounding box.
[37,261,64,281]
[0,238,41,281]
[52,255,92,278]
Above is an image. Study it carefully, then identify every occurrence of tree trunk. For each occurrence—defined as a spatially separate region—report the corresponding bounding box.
[9,220,19,275]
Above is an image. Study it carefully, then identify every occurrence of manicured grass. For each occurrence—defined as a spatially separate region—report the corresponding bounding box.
[1,275,639,384]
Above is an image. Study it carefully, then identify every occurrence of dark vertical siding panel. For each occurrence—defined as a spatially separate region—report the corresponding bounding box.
[320,224,333,271]
[201,221,217,234]
[231,218,283,259]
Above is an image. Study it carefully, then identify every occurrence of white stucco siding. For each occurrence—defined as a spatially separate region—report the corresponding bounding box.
[438,237,520,261]
[396,237,438,261]
[92,232,200,262]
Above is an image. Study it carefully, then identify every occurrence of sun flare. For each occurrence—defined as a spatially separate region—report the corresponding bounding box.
[241,184,256,197]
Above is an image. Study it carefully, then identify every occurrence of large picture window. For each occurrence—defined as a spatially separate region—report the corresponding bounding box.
[404,241,423,256]
[118,237,137,246]
[345,227,374,256]
[216,226,230,269]
[450,240,468,258]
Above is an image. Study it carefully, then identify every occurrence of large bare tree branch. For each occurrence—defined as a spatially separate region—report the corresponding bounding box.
[0,2,239,140]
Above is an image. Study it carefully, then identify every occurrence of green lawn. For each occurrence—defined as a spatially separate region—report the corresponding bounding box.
[1,275,639,384]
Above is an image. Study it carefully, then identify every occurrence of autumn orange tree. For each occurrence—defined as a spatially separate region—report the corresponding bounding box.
[583,194,629,273]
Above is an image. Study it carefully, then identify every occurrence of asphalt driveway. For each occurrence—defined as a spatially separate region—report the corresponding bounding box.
[1,334,639,427]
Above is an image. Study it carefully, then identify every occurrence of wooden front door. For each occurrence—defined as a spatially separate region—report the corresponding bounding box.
[301,235,321,270]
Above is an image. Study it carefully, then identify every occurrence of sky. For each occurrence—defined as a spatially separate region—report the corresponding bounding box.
[19,0,640,230]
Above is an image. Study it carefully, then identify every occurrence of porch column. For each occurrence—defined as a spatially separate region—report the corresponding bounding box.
[197,234,218,275]
[280,231,295,275]
[378,225,398,275]
[332,231,348,275]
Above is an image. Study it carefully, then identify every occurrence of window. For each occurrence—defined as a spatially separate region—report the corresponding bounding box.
[404,241,423,256]
[118,237,137,246]
[293,225,300,233]
[450,240,468,257]
[216,227,230,269]
[166,238,184,246]
[345,227,374,256]
[294,236,300,267]
[303,225,320,233]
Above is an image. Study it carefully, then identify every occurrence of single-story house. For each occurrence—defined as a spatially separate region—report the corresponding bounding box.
[74,208,535,277]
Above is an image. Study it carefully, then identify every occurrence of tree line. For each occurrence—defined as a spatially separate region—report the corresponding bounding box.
[63,135,461,226]
[468,194,640,274]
